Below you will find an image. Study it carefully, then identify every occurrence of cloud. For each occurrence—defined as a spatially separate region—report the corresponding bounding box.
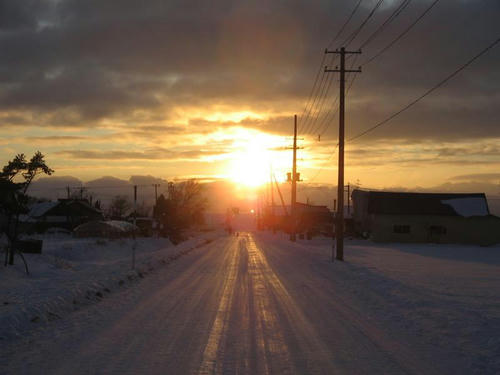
[0,0,497,140]
[449,173,500,182]
[27,135,88,142]
[54,147,229,161]
[1,0,499,186]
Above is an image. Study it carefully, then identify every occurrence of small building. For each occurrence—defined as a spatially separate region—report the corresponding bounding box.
[74,220,138,238]
[295,202,334,236]
[21,199,104,232]
[352,189,500,245]
[263,203,334,236]
[128,217,154,236]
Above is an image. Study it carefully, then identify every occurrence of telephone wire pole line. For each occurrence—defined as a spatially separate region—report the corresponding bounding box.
[291,114,298,242]
[325,47,361,261]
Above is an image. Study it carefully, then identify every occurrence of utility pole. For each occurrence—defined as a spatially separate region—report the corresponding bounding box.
[152,183,160,204]
[325,47,361,261]
[132,185,137,270]
[79,186,86,200]
[66,186,70,199]
[348,184,351,214]
[290,114,298,242]
[270,166,276,234]
[167,182,174,199]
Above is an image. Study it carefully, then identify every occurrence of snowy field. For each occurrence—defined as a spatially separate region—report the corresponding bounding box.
[258,232,500,374]
[0,231,222,341]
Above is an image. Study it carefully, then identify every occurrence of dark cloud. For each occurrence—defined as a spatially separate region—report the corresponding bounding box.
[27,135,87,142]
[0,0,498,142]
[0,0,42,31]
[55,147,229,160]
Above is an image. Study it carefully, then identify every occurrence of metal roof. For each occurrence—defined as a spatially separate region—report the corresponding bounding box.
[355,190,489,216]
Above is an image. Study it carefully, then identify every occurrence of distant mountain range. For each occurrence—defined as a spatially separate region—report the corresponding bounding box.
[29,175,500,216]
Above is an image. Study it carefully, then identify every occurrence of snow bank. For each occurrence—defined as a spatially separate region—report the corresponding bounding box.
[0,231,222,340]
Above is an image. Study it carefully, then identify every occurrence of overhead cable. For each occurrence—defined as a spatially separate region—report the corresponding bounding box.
[348,37,500,143]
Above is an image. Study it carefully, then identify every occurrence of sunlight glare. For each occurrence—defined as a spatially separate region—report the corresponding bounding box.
[227,129,289,188]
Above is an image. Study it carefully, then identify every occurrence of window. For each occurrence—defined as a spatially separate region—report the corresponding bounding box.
[393,225,410,234]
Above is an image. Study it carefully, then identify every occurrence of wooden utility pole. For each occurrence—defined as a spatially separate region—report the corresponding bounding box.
[290,114,298,242]
[79,186,86,200]
[348,183,351,215]
[270,166,276,233]
[325,47,361,261]
[152,183,160,204]
[132,185,137,269]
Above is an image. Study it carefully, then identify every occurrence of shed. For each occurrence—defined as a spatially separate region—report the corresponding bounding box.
[74,220,138,238]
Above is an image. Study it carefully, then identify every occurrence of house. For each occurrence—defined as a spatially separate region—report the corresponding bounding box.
[21,199,104,232]
[262,203,334,236]
[295,202,334,236]
[351,189,500,245]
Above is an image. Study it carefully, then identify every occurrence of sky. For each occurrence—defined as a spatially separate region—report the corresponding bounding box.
[1,0,499,198]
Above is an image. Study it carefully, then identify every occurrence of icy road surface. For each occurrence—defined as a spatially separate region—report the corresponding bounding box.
[1,233,473,374]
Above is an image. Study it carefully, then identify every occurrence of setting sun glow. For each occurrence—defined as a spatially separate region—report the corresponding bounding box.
[226,130,289,188]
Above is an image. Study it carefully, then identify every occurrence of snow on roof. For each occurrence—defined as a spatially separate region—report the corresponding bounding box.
[106,220,138,232]
[28,201,59,218]
[354,190,488,216]
[441,197,489,217]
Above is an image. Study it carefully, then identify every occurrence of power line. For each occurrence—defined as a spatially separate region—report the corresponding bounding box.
[362,0,441,66]
[340,0,385,48]
[348,36,500,143]
[301,60,336,135]
[299,0,366,133]
[328,0,364,48]
[311,54,360,137]
[358,0,412,50]
[303,75,357,187]
[298,53,327,132]
[300,68,328,133]
[301,52,342,134]
[317,0,427,138]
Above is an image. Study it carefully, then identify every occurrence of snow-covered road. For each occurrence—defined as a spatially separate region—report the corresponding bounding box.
[1,233,487,374]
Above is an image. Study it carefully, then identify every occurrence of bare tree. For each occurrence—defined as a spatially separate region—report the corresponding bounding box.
[153,180,207,243]
[108,195,131,219]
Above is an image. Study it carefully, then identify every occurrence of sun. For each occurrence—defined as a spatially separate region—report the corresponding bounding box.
[224,130,290,188]
[229,146,270,187]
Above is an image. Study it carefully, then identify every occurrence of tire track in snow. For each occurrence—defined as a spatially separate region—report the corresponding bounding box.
[244,233,339,374]
[257,234,445,375]
[198,237,240,374]
[245,234,294,374]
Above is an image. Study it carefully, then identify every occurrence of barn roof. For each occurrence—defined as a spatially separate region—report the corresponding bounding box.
[28,201,59,217]
[357,190,490,217]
